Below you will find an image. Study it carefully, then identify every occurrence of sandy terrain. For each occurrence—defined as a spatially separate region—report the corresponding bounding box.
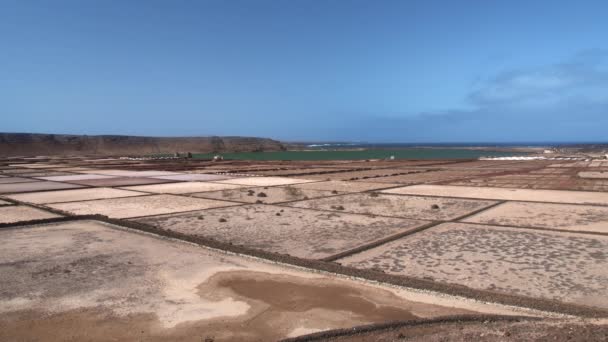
[288,180,400,192]
[0,168,43,175]
[35,174,118,182]
[136,204,428,259]
[216,176,317,186]
[192,186,340,204]
[121,181,245,194]
[47,194,237,218]
[364,169,498,184]
[151,174,234,181]
[579,171,608,179]
[382,184,608,205]
[1,157,608,340]
[303,169,427,181]
[308,319,608,342]
[63,176,177,187]
[462,202,608,233]
[14,171,76,177]
[0,177,40,184]
[287,193,497,220]
[0,181,84,194]
[0,205,61,223]
[449,170,608,192]
[5,187,145,204]
[0,220,525,341]
[339,222,608,309]
[251,167,353,176]
[79,170,183,177]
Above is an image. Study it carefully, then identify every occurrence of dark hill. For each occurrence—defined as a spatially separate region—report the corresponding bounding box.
[0,133,286,156]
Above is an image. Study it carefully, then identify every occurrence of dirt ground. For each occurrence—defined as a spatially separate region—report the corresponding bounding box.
[5,187,145,204]
[0,205,61,223]
[64,176,177,187]
[579,171,608,179]
[462,201,608,233]
[361,169,499,184]
[287,192,497,220]
[192,186,341,204]
[302,168,428,181]
[2,156,608,340]
[120,181,245,194]
[151,173,234,181]
[449,168,608,192]
[300,319,608,342]
[0,220,528,342]
[382,184,608,205]
[216,176,317,186]
[35,174,118,182]
[135,204,427,259]
[0,176,41,184]
[339,222,608,309]
[0,180,83,194]
[287,180,399,192]
[47,194,237,218]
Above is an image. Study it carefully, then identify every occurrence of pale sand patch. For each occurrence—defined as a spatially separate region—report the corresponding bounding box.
[382,184,608,205]
[0,220,545,341]
[215,176,317,187]
[289,180,400,192]
[192,186,339,204]
[35,174,118,182]
[287,193,496,221]
[5,188,146,204]
[0,199,11,205]
[121,181,244,194]
[151,173,233,182]
[77,170,183,177]
[0,206,61,223]
[462,202,608,233]
[47,194,237,218]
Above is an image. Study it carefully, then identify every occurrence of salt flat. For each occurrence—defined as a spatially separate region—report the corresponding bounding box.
[339,222,608,310]
[0,205,61,223]
[0,220,526,341]
[382,184,608,205]
[136,204,428,259]
[5,187,145,204]
[47,194,237,218]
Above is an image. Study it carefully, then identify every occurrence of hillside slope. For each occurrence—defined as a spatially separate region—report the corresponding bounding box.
[0,133,285,156]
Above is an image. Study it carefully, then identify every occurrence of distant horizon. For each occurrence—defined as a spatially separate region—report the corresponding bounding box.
[2,131,607,146]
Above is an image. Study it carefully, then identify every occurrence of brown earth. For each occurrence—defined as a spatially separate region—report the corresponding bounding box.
[0,133,285,156]
[287,318,608,342]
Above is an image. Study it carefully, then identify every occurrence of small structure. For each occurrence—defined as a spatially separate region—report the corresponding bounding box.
[212,155,224,162]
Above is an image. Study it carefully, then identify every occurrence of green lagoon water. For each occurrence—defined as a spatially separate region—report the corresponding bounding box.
[192,149,519,161]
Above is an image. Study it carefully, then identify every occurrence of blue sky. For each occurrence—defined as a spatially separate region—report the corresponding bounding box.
[2,0,607,142]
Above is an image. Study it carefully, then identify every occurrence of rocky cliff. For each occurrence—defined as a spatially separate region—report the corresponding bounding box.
[0,133,286,156]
